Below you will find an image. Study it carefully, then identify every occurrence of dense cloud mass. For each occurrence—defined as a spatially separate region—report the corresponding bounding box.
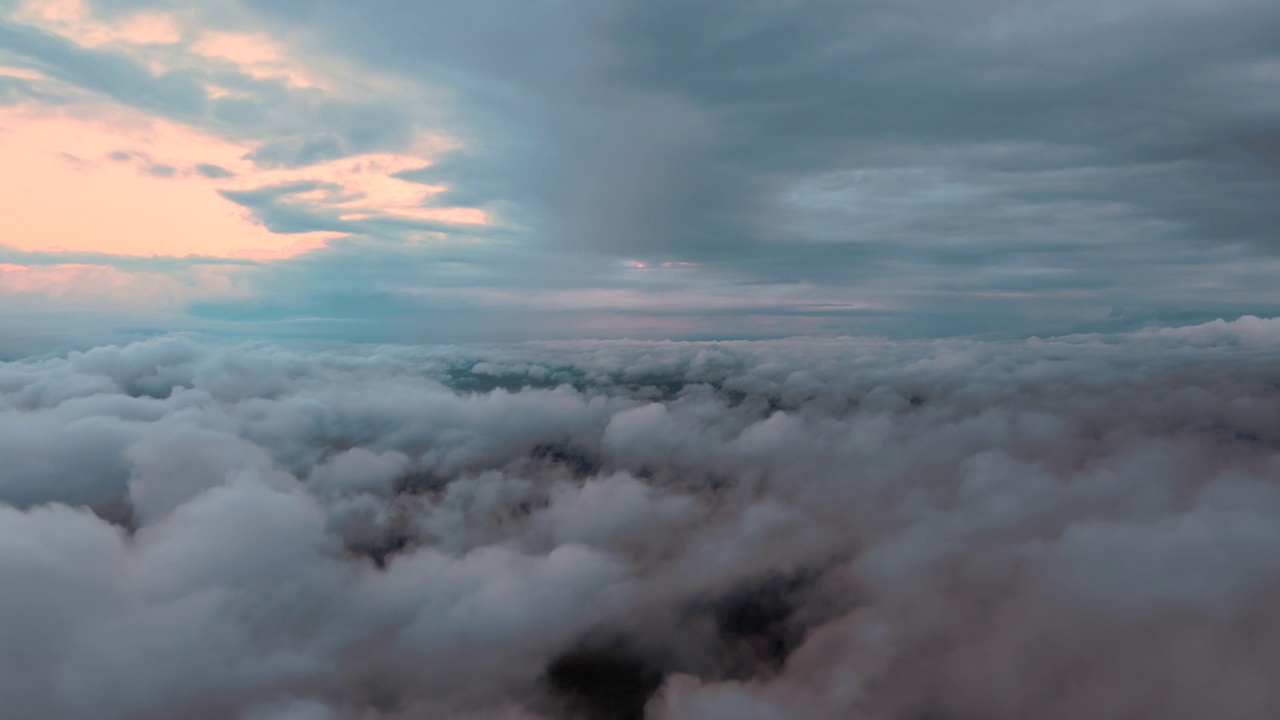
[217,0,1280,335]
[3,316,1280,718]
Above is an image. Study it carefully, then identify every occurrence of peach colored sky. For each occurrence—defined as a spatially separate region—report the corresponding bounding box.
[0,101,485,259]
[1,0,486,270]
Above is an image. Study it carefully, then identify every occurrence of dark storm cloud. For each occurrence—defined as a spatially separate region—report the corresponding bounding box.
[243,0,1280,262]
[86,0,1256,338]
[2,317,1280,718]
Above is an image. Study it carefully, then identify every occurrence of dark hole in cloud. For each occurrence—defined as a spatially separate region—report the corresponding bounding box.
[706,571,818,679]
[544,640,666,720]
[531,441,604,479]
[537,566,842,718]
[339,520,416,569]
[391,469,450,496]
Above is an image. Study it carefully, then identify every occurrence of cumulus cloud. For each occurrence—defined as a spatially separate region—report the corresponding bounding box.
[1,316,1279,718]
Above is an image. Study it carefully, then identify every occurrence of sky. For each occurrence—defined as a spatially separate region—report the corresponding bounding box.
[5,3,1280,718]
[3,0,1280,351]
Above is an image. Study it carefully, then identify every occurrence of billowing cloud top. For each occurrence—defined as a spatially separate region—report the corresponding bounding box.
[4,317,1280,718]
[3,0,1280,344]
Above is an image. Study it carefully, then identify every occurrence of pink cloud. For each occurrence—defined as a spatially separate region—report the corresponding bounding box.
[0,0,489,308]
[627,260,704,271]
[11,0,354,93]
[251,146,489,227]
[15,0,182,47]
[398,286,891,314]
[190,30,322,89]
[0,262,252,307]
[0,65,44,81]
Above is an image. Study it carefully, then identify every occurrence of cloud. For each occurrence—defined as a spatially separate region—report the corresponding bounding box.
[0,83,484,254]
[0,0,486,280]
[235,0,1280,255]
[6,0,1280,344]
[2,317,1280,717]
[213,0,1280,337]
[194,162,234,178]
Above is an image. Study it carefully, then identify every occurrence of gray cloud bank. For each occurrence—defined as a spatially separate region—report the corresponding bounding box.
[231,0,1280,335]
[4,316,1280,718]
[238,0,1280,315]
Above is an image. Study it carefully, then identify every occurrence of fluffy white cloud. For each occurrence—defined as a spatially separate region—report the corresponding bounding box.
[2,317,1279,718]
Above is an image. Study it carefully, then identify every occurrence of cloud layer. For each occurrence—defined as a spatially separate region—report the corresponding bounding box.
[4,316,1280,718]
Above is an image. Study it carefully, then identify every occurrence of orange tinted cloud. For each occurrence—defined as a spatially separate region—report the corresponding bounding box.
[14,0,332,91]
[15,0,182,47]
[0,65,44,81]
[270,149,488,226]
[190,30,322,89]
[13,0,329,91]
